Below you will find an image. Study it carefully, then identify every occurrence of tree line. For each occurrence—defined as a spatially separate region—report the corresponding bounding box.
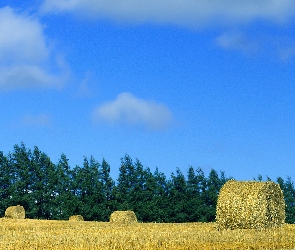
[0,143,294,223]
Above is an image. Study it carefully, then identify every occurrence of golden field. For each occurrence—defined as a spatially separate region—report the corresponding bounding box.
[0,218,295,249]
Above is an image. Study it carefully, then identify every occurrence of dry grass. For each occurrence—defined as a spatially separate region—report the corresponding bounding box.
[0,218,294,249]
[69,215,84,221]
[109,210,137,224]
[5,205,25,219]
[216,180,285,230]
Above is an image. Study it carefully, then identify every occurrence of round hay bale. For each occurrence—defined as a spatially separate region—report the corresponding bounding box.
[5,205,25,219]
[109,210,137,224]
[216,180,285,230]
[69,215,84,221]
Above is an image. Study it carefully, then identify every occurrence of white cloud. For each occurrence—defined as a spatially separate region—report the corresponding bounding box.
[93,92,173,130]
[0,7,68,90]
[0,7,48,63]
[40,0,295,28]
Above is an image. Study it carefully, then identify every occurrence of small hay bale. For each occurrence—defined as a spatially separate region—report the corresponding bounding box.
[216,180,285,230]
[69,215,84,221]
[109,210,137,224]
[5,205,25,219]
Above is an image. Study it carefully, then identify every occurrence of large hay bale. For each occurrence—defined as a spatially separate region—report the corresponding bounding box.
[109,210,137,224]
[69,215,84,221]
[216,180,285,230]
[5,205,25,219]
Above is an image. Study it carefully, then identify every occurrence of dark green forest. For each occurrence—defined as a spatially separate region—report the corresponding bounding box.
[1,143,295,223]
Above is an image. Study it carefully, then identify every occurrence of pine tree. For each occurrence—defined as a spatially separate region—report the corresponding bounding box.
[130,160,156,222]
[138,167,157,222]
[75,156,104,220]
[29,146,56,219]
[8,143,33,217]
[51,154,78,220]
[0,151,12,215]
[115,154,136,210]
[100,158,115,221]
[114,155,161,222]
[185,166,207,222]
[203,169,228,222]
[277,176,295,223]
[168,168,188,222]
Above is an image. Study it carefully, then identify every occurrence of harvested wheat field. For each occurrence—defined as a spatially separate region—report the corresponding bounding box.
[0,218,294,249]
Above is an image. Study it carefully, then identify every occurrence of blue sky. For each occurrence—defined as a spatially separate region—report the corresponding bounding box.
[1,0,295,182]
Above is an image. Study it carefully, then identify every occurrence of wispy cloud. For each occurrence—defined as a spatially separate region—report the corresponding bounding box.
[39,0,295,61]
[93,92,173,130]
[0,7,69,91]
[216,32,259,54]
[272,36,295,62]
[21,114,52,127]
[40,0,295,28]
[278,43,295,61]
[76,72,94,98]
